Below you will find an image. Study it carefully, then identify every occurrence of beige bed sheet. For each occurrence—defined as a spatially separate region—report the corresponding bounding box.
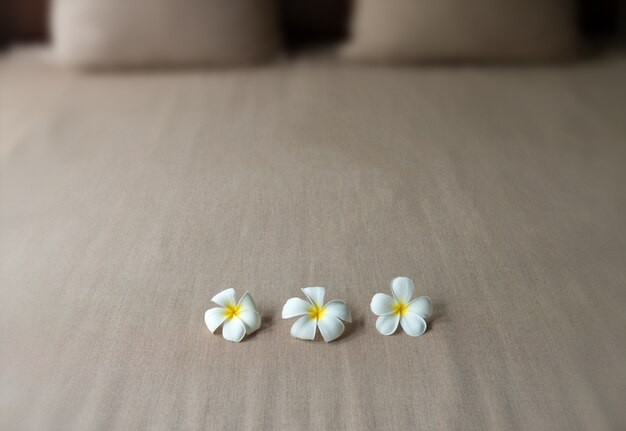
[1,48,626,430]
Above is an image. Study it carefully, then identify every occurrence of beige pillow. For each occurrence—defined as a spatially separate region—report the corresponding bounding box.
[343,0,580,62]
[52,0,280,68]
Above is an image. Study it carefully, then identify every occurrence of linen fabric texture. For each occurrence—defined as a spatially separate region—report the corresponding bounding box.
[1,49,626,429]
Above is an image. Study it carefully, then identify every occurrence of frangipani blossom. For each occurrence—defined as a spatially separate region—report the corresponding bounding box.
[282,287,351,342]
[205,288,261,342]
[370,277,433,337]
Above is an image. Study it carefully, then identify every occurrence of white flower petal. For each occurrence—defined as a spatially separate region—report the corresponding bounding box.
[323,300,352,322]
[302,287,325,308]
[290,315,317,340]
[238,309,261,334]
[282,297,311,319]
[391,277,414,303]
[407,296,433,320]
[204,307,227,333]
[237,292,258,312]
[222,317,246,342]
[400,313,427,337]
[211,288,237,307]
[376,314,400,336]
[317,315,345,342]
[370,293,396,316]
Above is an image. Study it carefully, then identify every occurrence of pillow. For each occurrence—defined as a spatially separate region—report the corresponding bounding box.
[51,0,280,68]
[343,0,580,62]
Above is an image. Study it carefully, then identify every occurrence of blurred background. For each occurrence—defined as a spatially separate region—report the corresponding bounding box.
[1,0,625,54]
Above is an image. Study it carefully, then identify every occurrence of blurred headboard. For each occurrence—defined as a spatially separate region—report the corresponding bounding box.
[1,0,48,46]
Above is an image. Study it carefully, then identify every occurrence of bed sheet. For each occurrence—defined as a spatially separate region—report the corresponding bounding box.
[1,48,626,430]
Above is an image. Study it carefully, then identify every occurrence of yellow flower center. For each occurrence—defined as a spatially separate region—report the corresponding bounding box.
[223,303,242,320]
[393,301,408,316]
[308,304,326,320]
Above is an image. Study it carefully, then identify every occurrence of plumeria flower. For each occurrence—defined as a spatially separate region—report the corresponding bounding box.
[282,287,351,342]
[370,277,433,337]
[204,288,261,342]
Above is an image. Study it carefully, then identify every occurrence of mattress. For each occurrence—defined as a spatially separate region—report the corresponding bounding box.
[1,48,626,430]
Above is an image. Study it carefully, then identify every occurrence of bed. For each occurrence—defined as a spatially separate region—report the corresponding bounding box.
[1,47,626,430]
